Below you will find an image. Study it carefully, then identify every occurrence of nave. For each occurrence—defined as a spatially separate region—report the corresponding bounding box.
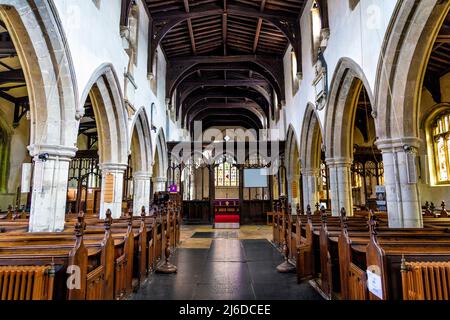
[0,0,449,303]
[132,226,322,300]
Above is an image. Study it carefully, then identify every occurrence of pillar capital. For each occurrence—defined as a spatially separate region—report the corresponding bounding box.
[325,157,353,167]
[27,144,78,161]
[133,171,153,179]
[302,167,320,176]
[152,176,167,183]
[99,162,129,171]
[375,137,421,152]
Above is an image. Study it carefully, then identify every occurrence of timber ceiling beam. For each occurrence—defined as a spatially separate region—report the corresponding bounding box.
[148,2,302,77]
[192,109,263,126]
[186,103,266,129]
[0,69,25,83]
[223,0,227,55]
[253,0,266,53]
[0,41,16,56]
[183,0,197,55]
[167,55,284,102]
[180,87,271,121]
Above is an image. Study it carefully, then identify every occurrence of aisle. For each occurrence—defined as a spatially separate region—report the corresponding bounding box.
[132,227,322,300]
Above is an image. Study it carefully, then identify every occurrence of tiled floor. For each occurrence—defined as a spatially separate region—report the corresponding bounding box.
[132,225,322,300]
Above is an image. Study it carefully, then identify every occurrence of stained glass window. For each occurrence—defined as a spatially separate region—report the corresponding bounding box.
[215,157,238,187]
[433,112,450,183]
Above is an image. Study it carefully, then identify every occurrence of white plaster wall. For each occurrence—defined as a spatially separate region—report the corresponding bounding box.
[282,0,398,148]
[52,0,177,167]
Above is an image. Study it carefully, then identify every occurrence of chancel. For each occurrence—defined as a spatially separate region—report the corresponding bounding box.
[0,0,449,302]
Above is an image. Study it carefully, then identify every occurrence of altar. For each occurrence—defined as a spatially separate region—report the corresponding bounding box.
[213,199,240,229]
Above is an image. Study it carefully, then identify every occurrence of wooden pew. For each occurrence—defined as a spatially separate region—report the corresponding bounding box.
[336,212,450,300]
[0,219,105,300]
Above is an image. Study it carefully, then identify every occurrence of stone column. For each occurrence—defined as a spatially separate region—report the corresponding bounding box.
[376,138,422,228]
[99,163,128,219]
[152,176,167,192]
[133,171,152,216]
[326,157,353,216]
[28,145,77,232]
[302,168,320,212]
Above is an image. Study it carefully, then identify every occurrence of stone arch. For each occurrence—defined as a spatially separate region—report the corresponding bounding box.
[80,64,129,218]
[285,125,300,180]
[300,103,323,170]
[372,0,449,227]
[300,103,324,211]
[152,128,168,192]
[0,1,78,154]
[80,63,129,166]
[0,1,79,231]
[130,107,152,173]
[324,57,375,215]
[325,57,375,161]
[375,0,449,142]
[285,125,300,207]
[129,107,153,215]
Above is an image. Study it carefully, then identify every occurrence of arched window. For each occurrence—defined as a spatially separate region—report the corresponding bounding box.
[432,112,450,183]
[215,156,238,187]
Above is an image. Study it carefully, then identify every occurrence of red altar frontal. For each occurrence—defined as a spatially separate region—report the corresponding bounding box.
[213,199,240,229]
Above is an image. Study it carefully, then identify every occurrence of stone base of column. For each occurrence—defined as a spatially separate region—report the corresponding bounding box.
[376,138,423,228]
[27,145,77,232]
[133,171,152,216]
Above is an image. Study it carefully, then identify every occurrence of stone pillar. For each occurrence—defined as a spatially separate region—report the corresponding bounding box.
[326,158,353,216]
[133,171,152,216]
[152,176,167,192]
[302,168,320,212]
[376,138,422,228]
[28,145,77,232]
[99,163,128,219]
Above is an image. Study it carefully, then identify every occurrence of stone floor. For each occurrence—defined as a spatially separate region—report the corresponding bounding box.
[132,225,323,300]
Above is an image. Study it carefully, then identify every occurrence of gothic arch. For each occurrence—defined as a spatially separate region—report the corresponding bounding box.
[80,64,129,166]
[130,107,152,174]
[324,57,375,161]
[285,125,300,206]
[300,103,324,211]
[154,128,168,179]
[285,125,300,180]
[0,0,78,156]
[300,103,323,170]
[375,0,450,143]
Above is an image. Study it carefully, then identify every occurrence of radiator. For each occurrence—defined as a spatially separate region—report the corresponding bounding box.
[0,265,55,300]
[402,261,450,300]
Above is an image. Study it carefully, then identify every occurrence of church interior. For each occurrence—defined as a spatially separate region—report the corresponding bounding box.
[0,0,449,302]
